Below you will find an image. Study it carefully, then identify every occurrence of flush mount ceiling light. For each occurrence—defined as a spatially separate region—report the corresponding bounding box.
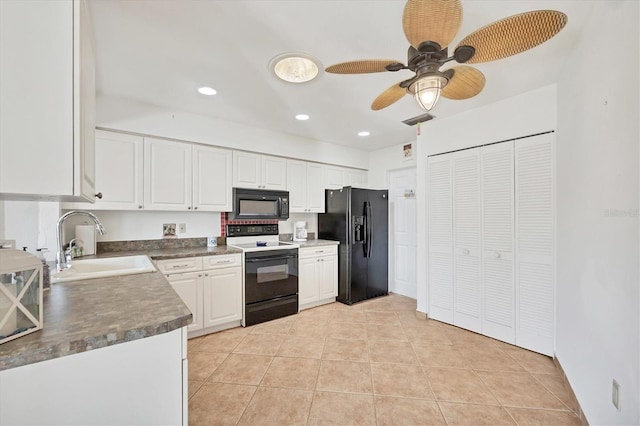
[295,114,310,121]
[270,53,322,84]
[197,86,217,96]
[357,131,370,137]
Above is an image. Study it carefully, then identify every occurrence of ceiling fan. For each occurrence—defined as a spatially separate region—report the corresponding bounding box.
[325,0,567,112]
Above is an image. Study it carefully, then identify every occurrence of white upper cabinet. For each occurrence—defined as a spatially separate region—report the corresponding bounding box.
[193,145,232,212]
[325,166,367,190]
[233,151,286,190]
[65,131,144,210]
[0,0,96,201]
[286,160,325,213]
[145,138,232,211]
[144,138,193,211]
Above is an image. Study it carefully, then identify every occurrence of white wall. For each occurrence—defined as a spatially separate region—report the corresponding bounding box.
[416,84,557,313]
[368,139,417,189]
[97,96,369,170]
[555,1,639,424]
[61,210,221,242]
[2,201,59,261]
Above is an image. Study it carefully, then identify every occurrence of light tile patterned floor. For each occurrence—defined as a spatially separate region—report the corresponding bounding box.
[187,294,581,425]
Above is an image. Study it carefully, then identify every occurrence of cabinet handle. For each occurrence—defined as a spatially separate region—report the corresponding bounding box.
[95,192,103,199]
[315,250,325,253]
[198,274,203,277]
[172,264,190,268]
[204,273,208,277]
[187,206,192,210]
[194,206,198,210]
[215,260,232,264]
[138,205,143,209]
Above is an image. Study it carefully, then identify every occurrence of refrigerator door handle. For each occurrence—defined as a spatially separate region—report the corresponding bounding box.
[365,201,373,258]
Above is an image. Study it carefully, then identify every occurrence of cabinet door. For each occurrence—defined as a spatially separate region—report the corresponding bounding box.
[91,131,144,210]
[427,154,454,324]
[299,257,320,307]
[481,141,515,344]
[452,149,482,333]
[144,138,192,211]
[233,151,261,189]
[76,0,96,201]
[346,169,367,188]
[261,155,287,190]
[193,145,232,211]
[0,0,94,201]
[515,133,555,356]
[325,167,345,190]
[319,255,338,299]
[307,163,326,212]
[202,267,242,328]
[287,160,307,212]
[166,271,203,332]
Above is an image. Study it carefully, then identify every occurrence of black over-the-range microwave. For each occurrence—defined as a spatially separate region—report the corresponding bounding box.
[231,188,290,220]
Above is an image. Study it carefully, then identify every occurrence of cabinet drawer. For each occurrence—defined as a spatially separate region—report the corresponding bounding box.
[202,254,241,270]
[155,257,203,274]
[299,245,338,258]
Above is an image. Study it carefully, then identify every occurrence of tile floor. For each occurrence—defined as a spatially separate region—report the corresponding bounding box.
[187,294,581,425]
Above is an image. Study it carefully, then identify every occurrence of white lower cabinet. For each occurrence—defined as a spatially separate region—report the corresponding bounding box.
[203,266,243,328]
[156,254,242,336]
[298,245,338,310]
[0,328,186,425]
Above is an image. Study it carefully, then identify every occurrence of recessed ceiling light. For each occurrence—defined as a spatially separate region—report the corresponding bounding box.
[295,114,310,121]
[358,131,371,137]
[270,53,322,84]
[197,86,217,96]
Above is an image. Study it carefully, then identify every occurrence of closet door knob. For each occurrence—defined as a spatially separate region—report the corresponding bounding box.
[493,251,501,259]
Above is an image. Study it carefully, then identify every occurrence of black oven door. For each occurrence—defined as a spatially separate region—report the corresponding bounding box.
[244,250,298,304]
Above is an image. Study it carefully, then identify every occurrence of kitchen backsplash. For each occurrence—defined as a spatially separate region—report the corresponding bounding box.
[220,212,277,236]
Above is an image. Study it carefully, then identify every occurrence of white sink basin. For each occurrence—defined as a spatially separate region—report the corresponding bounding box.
[52,255,157,283]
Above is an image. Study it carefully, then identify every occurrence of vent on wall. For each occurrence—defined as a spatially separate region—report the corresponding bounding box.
[402,112,435,126]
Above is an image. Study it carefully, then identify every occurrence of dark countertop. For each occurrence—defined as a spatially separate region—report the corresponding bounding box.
[96,244,242,260]
[0,270,191,372]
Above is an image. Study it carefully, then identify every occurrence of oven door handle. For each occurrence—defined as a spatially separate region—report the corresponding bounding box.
[245,255,298,263]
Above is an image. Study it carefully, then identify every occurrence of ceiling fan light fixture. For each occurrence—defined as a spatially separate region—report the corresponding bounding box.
[270,53,322,83]
[411,75,447,111]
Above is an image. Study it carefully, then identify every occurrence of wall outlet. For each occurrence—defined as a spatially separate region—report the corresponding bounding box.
[163,223,176,237]
[178,223,186,234]
[612,379,621,411]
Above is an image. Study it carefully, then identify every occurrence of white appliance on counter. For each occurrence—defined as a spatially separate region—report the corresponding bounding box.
[293,221,308,242]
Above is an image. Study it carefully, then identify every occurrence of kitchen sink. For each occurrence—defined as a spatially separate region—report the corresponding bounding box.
[51,255,157,283]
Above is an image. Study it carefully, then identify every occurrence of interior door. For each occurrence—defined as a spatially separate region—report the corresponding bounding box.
[452,149,482,333]
[481,141,515,343]
[515,133,555,356]
[389,168,417,299]
[427,154,454,323]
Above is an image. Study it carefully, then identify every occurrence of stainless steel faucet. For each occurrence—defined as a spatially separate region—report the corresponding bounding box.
[56,210,105,271]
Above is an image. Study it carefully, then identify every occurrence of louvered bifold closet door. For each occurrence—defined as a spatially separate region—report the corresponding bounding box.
[452,149,482,332]
[427,154,454,323]
[481,142,515,343]
[515,133,555,356]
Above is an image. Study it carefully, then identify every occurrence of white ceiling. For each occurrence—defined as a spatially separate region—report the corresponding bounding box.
[89,0,592,152]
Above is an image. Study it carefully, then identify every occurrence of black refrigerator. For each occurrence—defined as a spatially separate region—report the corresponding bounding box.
[318,187,388,305]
